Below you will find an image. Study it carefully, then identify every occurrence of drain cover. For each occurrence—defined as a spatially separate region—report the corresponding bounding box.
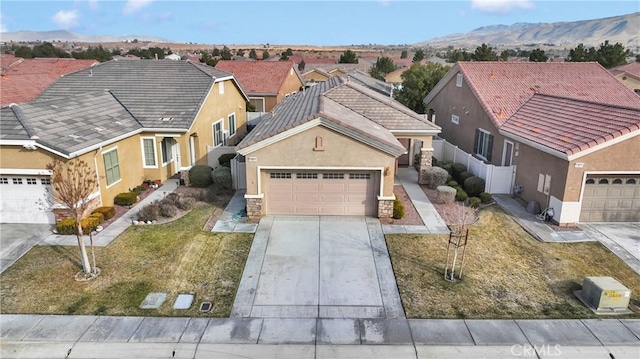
[199,301,212,312]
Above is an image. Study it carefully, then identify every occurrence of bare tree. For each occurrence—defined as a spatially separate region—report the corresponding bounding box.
[442,204,478,281]
[46,158,97,276]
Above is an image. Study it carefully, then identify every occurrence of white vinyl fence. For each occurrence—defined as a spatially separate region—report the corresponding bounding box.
[207,146,236,168]
[230,155,246,190]
[432,137,516,194]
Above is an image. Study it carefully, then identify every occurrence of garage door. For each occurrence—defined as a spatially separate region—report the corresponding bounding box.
[580,175,640,222]
[0,176,55,224]
[266,171,377,215]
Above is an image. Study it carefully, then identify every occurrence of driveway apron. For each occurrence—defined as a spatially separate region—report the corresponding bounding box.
[231,216,403,318]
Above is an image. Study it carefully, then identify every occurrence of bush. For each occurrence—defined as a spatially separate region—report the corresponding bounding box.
[455,188,468,202]
[177,197,197,210]
[393,198,405,219]
[81,216,102,232]
[56,215,104,235]
[89,212,104,223]
[458,171,475,184]
[160,202,178,218]
[164,193,180,205]
[479,192,493,204]
[218,153,236,168]
[189,165,213,188]
[447,180,458,187]
[441,163,453,175]
[114,192,137,206]
[464,176,486,197]
[130,185,147,195]
[469,197,482,208]
[137,202,160,222]
[451,163,467,180]
[92,206,115,220]
[55,219,76,235]
[212,166,232,189]
[424,166,449,189]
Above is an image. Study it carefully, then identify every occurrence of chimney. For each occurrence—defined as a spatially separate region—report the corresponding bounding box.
[155,53,158,60]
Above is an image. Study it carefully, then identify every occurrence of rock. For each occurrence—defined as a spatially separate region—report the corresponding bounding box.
[437,185,457,204]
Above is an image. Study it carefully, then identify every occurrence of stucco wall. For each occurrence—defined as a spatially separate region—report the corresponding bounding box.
[95,135,146,206]
[243,125,397,197]
[275,68,304,105]
[615,73,640,93]
[303,71,330,82]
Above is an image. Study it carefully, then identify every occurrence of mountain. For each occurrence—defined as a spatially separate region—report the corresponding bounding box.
[418,12,640,48]
[0,30,170,43]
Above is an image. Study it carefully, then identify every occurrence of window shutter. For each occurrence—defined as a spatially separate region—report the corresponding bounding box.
[486,134,494,162]
[473,129,480,153]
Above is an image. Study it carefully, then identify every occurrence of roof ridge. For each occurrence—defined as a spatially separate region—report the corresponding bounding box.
[106,90,145,128]
[340,80,426,121]
[187,60,220,79]
[9,104,38,140]
[532,92,640,112]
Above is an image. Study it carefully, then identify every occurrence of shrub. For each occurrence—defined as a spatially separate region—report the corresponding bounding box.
[130,185,147,195]
[189,165,213,188]
[89,212,104,223]
[464,176,486,197]
[441,163,454,175]
[451,163,467,180]
[92,206,115,220]
[393,198,405,219]
[455,188,468,202]
[447,175,453,183]
[160,202,178,218]
[114,192,137,206]
[137,202,160,222]
[55,219,76,235]
[81,216,102,232]
[469,197,482,208]
[164,193,180,205]
[424,166,449,189]
[436,185,456,204]
[177,197,197,210]
[458,171,475,184]
[218,153,236,168]
[479,192,493,204]
[212,166,232,189]
[447,180,458,187]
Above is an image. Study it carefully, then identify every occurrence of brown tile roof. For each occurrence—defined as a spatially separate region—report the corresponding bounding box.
[215,60,300,95]
[502,94,640,156]
[1,58,98,106]
[0,54,23,70]
[610,62,640,79]
[456,61,640,127]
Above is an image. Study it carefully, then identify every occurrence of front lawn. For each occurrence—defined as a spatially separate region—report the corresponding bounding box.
[387,205,640,319]
[0,204,252,317]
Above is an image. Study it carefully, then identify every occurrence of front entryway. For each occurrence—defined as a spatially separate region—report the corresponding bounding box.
[231,216,404,318]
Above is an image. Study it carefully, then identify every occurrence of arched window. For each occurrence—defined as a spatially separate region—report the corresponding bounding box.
[585,179,595,184]
[627,179,637,184]
[612,178,623,184]
[598,178,609,185]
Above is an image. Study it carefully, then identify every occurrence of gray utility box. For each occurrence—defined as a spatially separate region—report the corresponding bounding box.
[574,276,631,315]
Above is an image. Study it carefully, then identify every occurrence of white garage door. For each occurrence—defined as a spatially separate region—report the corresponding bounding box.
[266,171,377,216]
[580,175,640,222]
[0,176,55,224]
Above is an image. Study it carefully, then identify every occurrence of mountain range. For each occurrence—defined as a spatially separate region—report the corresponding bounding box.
[0,30,169,43]
[419,12,640,48]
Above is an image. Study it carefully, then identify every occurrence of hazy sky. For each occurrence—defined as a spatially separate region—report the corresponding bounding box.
[0,1,638,45]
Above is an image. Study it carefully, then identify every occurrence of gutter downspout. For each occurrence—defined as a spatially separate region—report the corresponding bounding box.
[93,147,103,207]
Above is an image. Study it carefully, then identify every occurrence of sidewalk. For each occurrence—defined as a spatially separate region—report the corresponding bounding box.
[211,190,258,233]
[1,314,638,358]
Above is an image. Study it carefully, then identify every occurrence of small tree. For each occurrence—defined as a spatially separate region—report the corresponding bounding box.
[529,48,548,62]
[442,204,479,281]
[249,49,258,60]
[220,46,232,60]
[472,43,498,61]
[262,49,270,60]
[46,159,98,276]
[412,48,425,62]
[236,48,245,57]
[370,56,396,80]
[400,50,408,59]
[339,49,358,63]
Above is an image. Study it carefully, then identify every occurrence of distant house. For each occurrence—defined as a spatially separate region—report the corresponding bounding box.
[610,62,640,94]
[384,67,407,85]
[215,60,304,112]
[301,63,372,83]
[424,62,640,225]
[0,57,98,106]
[345,69,394,97]
[165,54,182,61]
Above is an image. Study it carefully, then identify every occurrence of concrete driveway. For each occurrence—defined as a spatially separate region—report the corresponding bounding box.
[231,216,404,318]
[0,223,52,273]
[581,222,640,274]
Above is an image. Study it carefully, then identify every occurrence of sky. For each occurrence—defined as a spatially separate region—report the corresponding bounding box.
[0,0,638,46]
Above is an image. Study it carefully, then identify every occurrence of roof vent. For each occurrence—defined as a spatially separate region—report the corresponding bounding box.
[159,117,173,122]
[94,127,106,132]
[68,134,81,139]
[114,121,123,125]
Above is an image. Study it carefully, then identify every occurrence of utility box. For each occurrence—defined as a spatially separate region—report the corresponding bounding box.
[574,276,632,315]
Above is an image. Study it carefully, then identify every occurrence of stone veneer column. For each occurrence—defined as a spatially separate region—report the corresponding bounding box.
[418,148,434,185]
[246,198,263,217]
[180,170,190,187]
[378,199,394,218]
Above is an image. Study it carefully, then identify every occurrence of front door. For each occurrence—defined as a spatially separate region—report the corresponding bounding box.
[397,138,411,166]
[171,139,181,175]
[502,140,514,166]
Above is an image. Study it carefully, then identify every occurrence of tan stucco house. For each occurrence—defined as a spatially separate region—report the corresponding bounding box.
[0,60,248,224]
[215,60,304,112]
[236,77,440,218]
[425,62,640,225]
[610,62,640,94]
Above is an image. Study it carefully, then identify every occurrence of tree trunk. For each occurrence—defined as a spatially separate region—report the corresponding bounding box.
[75,223,91,274]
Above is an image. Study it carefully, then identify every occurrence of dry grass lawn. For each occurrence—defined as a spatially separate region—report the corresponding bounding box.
[0,204,252,317]
[387,205,640,319]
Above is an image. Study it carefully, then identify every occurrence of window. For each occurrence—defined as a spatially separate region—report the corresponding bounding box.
[218,81,224,94]
[141,138,157,167]
[323,173,344,179]
[249,98,265,112]
[161,138,173,164]
[0,178,8,184]
[103,149,121,186]
[349,173,371,179]
[296,173,318,179]
[41,178,51,185]
[26,178,37,185]
[612,178,623,184]
[451,114,459,125]
[270,172,291,179]
[585,179,595,184]
[228,113,236,137]
[213,120,223,146]
[627,179,637,184]
[598,179,609,184]
[473,129,493,161]
[12,178,22,184]
[456,74,463,87]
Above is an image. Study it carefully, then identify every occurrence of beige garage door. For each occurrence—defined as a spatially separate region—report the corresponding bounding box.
[580,175,640,222]
[266,171,377,215]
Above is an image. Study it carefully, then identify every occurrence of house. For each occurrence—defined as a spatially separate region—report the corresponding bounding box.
[384,67,408,85]
[215,60,304,112]
[1,57,98,106]
[610,62,640,94]
[345,69,394,97]
[235,76,441,218]
[301,63,373,83]
[165,54,182,61]
[424,62,640,225]
[0,60,248,224]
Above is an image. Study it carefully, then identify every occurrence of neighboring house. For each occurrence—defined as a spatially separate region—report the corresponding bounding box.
[425,62,640,225]
[384,67,408,85]
[0,60,248,224]
[345,69,394,97]
[302,67,332,82]
[610,62,640,94]
[1,57,98,106]
[301,63,372,83]
[215,60,304,113]
[165,54,182,60]
[236,77,441,218]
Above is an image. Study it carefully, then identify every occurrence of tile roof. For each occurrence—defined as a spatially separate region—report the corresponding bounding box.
[303,62,372,74]
[455,62,640,127]
[0,54,23,70]
[393,58,414,68]
[344,70,394,97]
[610,62,640,79]
[1,58,98,106]
[215,60,300,95]
[2,91,142,156]
[39,60,237,129]
[502,94,640,156]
